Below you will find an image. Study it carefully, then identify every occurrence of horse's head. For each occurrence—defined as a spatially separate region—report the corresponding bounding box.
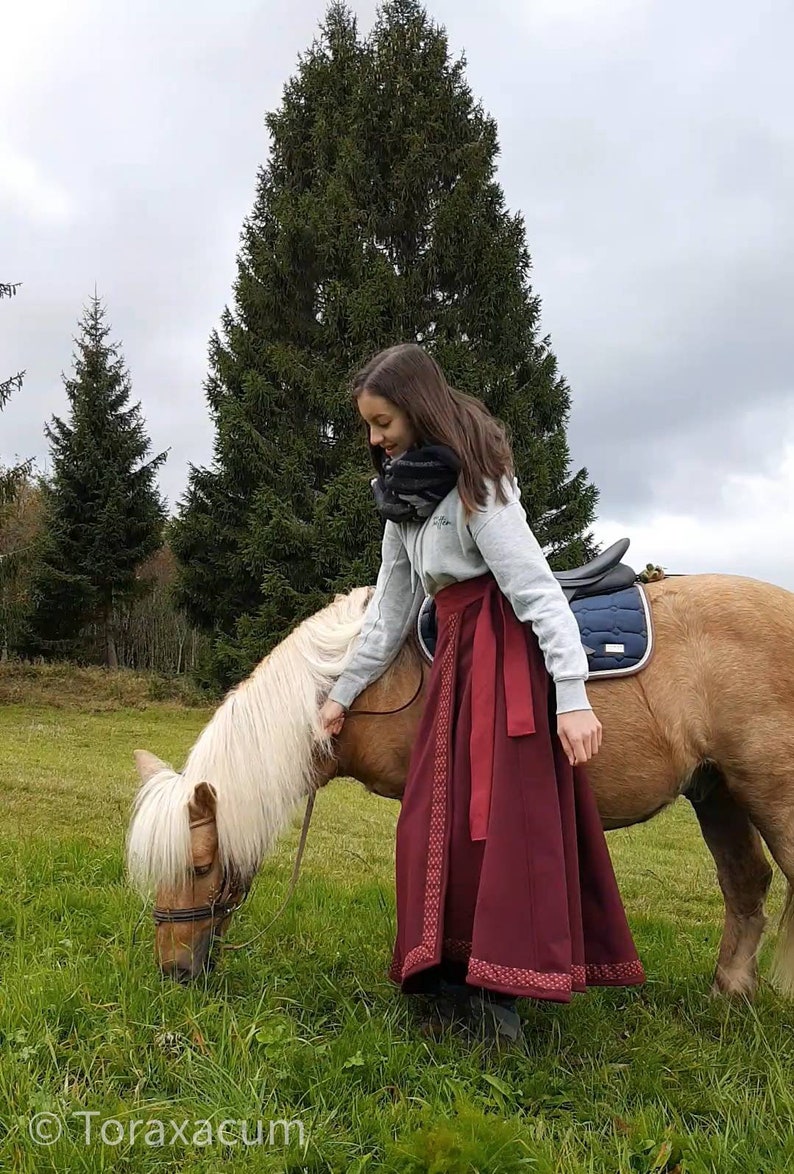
[130,750,248,982]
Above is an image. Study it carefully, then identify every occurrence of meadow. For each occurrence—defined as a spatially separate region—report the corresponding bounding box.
[2,664,794,1173]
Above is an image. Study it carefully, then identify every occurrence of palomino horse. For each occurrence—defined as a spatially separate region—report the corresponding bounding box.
[127,541,794,1000]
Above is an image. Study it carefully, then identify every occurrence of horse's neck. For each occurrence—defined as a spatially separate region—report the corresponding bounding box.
[179,676,313,878]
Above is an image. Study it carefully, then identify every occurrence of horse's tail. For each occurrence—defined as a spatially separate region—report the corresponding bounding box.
[771,884,794,996]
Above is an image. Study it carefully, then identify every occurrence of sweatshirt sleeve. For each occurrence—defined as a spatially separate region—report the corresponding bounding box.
[327,521,423,711]
[468,495,591,715]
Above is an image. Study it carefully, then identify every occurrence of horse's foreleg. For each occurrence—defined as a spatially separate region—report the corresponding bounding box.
[688,779,773,999]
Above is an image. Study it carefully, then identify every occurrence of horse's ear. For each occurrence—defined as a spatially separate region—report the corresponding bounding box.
[134,749,170,782]
[191,782,217,820]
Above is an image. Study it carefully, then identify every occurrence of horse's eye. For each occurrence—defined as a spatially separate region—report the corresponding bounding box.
[193,863,213,878]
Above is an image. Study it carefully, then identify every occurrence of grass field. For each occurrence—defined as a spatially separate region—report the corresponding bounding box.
[2,673,794,1172]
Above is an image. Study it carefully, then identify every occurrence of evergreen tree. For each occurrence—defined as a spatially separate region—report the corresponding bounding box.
[172,0,598,689]
[0,471,41,660]
[31,295,167,667]
[0,281,24,413]
[1,281,29,506]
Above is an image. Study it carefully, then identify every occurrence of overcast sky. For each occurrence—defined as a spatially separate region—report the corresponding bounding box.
[1,0,792,588]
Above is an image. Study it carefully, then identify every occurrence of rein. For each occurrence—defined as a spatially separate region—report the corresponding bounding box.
[222,788,316,953]
[341,663,425,718]
[223,668,425,942]
[151,670,425,946]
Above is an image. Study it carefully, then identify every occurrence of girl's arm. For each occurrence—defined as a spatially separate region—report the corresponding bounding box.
[470,500,591,714]
[327,521,423,711]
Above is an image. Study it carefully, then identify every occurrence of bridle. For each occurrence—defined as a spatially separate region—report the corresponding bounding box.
[342,661,425,717]
[152,816,250,926]
[150,667,425,936]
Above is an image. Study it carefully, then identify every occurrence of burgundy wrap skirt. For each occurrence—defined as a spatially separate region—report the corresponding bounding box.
[389,571,645,1001]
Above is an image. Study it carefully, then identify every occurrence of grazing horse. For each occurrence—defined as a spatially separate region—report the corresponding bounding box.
[127,541,794,1001]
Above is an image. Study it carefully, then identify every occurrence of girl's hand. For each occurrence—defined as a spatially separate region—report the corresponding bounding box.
[319,698,347,738]
[557,708,602,766]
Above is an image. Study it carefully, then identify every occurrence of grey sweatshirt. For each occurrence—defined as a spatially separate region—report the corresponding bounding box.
[327,472,591,714]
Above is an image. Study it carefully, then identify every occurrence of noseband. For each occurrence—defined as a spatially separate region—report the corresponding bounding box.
[152,816,249,926]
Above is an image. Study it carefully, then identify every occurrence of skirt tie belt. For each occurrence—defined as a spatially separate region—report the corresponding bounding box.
[435,574,536,841]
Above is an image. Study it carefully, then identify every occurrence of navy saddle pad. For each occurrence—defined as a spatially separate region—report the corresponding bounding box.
[570,583,652,676]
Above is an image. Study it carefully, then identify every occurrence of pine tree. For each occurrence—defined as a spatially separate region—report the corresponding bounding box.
[172,0,599,689]
[31,295,167,667]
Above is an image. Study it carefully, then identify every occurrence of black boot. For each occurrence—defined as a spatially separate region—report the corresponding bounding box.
[468,989,522,1042]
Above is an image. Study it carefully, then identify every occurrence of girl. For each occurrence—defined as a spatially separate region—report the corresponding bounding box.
[319,343,644,1041]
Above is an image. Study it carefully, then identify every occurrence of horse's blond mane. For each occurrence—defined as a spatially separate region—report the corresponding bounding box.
[126,586,375,894]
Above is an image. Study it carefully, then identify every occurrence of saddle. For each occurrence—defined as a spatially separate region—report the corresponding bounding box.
[552,537,636,602]
[417,538,654,680]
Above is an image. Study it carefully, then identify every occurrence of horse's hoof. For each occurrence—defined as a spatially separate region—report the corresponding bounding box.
[709,974,756,1000]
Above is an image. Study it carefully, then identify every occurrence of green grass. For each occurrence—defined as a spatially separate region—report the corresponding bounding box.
[2,699,794,1172]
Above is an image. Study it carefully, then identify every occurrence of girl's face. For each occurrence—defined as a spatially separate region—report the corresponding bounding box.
[358,390,418,461]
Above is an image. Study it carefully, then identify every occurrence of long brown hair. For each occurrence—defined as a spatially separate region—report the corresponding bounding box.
[350,343,515,522]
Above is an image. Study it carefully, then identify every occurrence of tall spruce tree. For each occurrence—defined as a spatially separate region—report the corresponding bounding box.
[172,0,598,689]
[31,295,167,667]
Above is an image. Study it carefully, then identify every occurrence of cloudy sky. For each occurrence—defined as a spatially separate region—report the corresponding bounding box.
[1,0,792,588]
